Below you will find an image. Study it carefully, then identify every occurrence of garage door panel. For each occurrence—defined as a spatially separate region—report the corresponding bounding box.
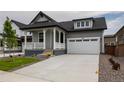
[67,37,100,54]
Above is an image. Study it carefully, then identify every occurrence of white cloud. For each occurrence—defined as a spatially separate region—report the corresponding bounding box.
[104,14,124,35]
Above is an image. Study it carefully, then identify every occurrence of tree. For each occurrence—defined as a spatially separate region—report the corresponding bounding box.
[3,17,18,56]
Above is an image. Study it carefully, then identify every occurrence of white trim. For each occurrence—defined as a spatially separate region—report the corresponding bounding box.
[74,20,93,29]
[59,31,61,43]
[102,35,104,53]
[53,27,56,50]
[43,29,46,49]
[24,31,27,52]
[63,32,65,43]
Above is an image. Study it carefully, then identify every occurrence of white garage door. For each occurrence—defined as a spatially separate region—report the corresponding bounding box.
[67,37,100,54]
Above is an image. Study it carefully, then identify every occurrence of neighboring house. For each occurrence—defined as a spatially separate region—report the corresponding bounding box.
[115,26,124,56]
[0,33,22,53]
[104,35,116,55]
[11,20,32,52]
[12,11,107,56]
[12,20,32,43]
[104,35,116,46]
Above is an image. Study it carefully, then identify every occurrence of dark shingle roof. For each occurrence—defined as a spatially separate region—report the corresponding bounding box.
[104,35,115,38]
[59,17,107,31]
[11,20,26,28]
[12,16,107,32]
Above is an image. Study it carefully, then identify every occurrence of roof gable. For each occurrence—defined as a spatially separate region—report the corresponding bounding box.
[30,11,56,24]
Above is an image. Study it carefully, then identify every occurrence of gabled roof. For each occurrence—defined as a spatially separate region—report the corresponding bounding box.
[115,25,124,35]
[11,20,26,28]
[30,11,56,24]
[12,12,107,32]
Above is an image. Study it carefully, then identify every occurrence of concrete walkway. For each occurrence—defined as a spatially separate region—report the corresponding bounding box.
[14,55,99,82]
[0,52,24,58]
[0,70,46,82]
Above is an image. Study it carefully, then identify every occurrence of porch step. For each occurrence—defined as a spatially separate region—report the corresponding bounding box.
[42,49,53,56]
[37,49,53,60]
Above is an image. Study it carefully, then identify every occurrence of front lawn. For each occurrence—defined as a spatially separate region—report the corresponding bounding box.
[0,57,40,71]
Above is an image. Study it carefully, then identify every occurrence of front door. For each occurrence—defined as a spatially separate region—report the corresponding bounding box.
[46,30,53,49]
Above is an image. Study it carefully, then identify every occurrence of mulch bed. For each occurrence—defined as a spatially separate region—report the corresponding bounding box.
[99,55,124,82]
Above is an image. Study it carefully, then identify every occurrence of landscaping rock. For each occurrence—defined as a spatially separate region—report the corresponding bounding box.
[99,55,124,82]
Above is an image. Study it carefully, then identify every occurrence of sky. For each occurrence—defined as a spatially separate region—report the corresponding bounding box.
[0,11,124,36]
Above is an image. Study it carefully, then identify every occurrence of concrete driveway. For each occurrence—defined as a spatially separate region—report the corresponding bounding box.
[14,55,99,82]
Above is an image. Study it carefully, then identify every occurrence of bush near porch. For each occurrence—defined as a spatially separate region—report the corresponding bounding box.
[0,57,40,71]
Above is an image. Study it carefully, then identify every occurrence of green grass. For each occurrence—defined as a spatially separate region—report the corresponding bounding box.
[0,57,40,71]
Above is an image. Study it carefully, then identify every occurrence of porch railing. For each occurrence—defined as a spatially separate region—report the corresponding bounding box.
[55,42,65,49]
[22,42,44,50]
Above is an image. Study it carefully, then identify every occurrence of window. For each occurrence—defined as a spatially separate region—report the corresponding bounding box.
[29,32,32,34]
[81,21,84,27]
[76,39,82,42]
[86,21,90,26]
[77,22,80,27]
[110,42,115,46]
[69,40,75,42]
[56,30,59,42]
[91,39,98,41]
[60,32,64,43]
[75,20,92,29]
[83,39,89,41]
[105,43,109,46]
[39,32,43,42]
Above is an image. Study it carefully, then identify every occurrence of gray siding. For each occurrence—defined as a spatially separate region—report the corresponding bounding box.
[66,30,104,53]
[46,31,53,49]
[32,31,38,42]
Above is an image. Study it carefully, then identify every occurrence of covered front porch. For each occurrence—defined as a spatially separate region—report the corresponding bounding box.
[22,27,66,52]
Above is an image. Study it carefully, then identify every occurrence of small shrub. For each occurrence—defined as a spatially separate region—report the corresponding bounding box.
[18,54,21,56]
[109,58,115,65]
[109,58,120,70]
[112,63,120,70]
[32,54,36,57]
[9,55,13,58]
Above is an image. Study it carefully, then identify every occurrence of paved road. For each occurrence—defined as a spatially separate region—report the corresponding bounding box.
[14,55,99,82]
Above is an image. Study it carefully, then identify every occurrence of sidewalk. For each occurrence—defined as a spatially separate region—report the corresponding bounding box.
[0,52,24,58]
[0,70,47,82]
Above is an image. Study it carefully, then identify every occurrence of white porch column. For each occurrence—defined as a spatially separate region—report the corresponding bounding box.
[63,32,65,43]
[53,28,56,50]
[102,35,105,53]
[43,29,46,49]
[59,31,61,44]
[24,31,27,52]
[63,32,65,49]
